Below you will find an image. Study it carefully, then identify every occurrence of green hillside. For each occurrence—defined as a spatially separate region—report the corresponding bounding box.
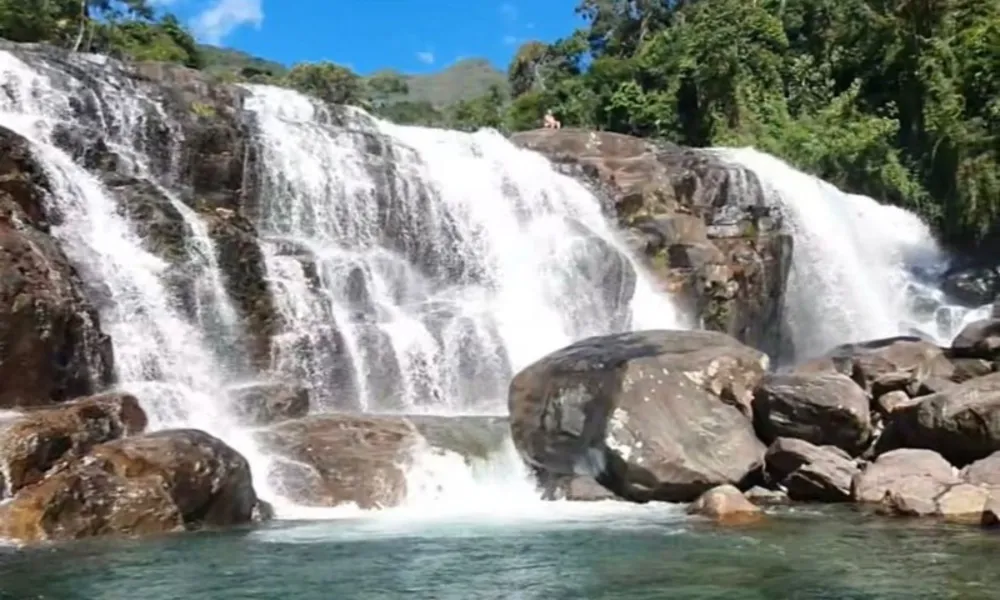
[389,58,508,107]
[199,45,506,108]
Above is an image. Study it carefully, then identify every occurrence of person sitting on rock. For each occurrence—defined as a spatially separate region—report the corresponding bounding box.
[543,110,562,129]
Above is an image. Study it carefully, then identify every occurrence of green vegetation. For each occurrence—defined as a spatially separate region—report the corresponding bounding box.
[4,0,998,247]
[493,0,1000,249]
[0,0,202,68]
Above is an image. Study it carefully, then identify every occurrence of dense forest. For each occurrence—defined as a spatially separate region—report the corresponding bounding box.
[3,0,999,248]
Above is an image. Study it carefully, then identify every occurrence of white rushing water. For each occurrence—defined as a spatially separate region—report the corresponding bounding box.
[0,49,685,518]
[242,84,682,416]
[0,50,281,500]
[242,84,684,515]
[718,148,988,361]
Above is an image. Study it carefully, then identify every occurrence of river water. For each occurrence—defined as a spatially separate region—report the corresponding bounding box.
[1,505,995,599]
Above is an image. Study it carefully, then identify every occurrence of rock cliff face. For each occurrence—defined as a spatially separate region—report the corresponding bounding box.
[511,130,793,359]
[0,127,113,408]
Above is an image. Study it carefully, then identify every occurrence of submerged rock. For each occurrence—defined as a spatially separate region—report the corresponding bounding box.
[509,329,767,503]
[0,429,263,543]
[256,414,509,509]
[687,484,764,525]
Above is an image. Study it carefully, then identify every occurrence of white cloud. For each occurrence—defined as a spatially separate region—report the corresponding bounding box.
[500,2,518,22]
[416,51,435,65]
[503,35,519,46]
[191,0,264,45]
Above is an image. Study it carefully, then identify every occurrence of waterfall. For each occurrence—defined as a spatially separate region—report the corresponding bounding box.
[0,50,279,498]
[0,46,684,516]
[718,148,987,361]
[242,84,681,415]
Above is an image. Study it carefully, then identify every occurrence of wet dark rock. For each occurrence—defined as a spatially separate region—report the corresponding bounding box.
[0,127,114,408]
[752,373,872,455]
[228,382,309,426]
[763,437,858,502]
[202,208,280,369]
[509,329,767,503]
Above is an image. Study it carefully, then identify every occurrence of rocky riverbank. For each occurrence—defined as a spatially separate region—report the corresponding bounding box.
[509,322,1000,527]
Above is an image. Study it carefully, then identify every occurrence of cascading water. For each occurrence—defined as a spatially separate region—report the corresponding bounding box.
[0,50,280,500]
[0,45,685,518]
[717,148,988,361]
[242,84,681,416]
[242,84,683,507]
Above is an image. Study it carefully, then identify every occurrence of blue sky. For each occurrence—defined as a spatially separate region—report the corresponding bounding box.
[156,0,584,74]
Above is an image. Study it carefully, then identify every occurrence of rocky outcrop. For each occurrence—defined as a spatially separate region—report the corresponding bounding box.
[752,373,872,455]
[509,329,767,503]
[0,393,146,497]
[510,129,793,358]
[0,127,114,408]
[256,414,509,509]
[0,429,265,543]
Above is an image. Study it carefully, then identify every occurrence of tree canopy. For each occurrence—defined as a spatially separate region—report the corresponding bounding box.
[4,0,999,247]
[490,0,1000,250]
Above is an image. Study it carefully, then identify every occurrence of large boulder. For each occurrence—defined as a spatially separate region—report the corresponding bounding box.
[883,372,1000,465]
[510,129,792,357]
[0,127,114,408]
[851,449,959,516]
[0,393,147,497]
[509,329,768,502]
[0,429,264,543]
[256,414,509,509]
[763,437,859,502]
[752,373,872,455]
[961,451,1000,493]
[950,319,1000,361]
